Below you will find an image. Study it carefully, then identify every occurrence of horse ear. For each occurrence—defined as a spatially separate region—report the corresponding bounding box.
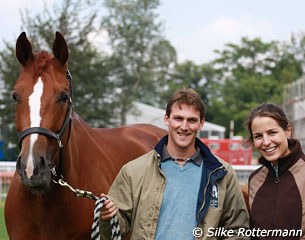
[16,32,34,66]
[52,31,69,66]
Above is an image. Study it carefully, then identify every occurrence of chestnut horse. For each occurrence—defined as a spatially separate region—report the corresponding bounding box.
[4,32,166,239]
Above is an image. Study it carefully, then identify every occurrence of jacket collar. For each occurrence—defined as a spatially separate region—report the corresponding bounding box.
[259,139,305,175]
[155,135,223,171]
[161,144,202,166]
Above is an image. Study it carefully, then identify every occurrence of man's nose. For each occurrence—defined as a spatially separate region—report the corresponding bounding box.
[181,120,189,130]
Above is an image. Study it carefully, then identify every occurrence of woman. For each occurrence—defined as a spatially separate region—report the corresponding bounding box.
[245,103,305,239]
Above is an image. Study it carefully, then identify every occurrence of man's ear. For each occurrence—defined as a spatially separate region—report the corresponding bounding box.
[199,119,205,129]
[164,114,169,126]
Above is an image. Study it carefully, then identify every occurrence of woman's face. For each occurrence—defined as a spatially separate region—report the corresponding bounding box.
[251,116,291,162]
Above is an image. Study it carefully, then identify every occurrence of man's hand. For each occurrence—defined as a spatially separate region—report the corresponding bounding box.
[99,193,119,221]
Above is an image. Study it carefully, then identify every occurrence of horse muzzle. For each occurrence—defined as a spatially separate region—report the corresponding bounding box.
[16,153,52,192]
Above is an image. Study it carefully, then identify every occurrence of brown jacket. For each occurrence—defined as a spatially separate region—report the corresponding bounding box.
[249,139,305,239]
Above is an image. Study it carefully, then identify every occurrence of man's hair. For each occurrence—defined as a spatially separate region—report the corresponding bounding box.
[165,88,205,120]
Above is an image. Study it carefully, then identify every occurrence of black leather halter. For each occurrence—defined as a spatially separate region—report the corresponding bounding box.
[18,70,74,180]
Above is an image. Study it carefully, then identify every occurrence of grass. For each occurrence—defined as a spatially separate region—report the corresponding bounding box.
[0,201,9,240]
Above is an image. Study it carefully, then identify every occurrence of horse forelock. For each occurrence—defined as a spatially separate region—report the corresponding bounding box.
[17,51,52,85]
[33,51,53,76]
[18,50,67,88]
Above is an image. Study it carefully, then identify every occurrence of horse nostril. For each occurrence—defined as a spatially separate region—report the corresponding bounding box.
[34,156,51,176]
[33,157,45,174]
[39,157,46,168]
[16,157,21,169]
[16,156,26,176]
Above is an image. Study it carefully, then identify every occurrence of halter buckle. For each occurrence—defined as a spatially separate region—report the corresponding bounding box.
[58,139,64,148]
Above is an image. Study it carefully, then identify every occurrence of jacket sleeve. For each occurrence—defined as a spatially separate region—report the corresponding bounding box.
[220,164,250,240]
[99,166,133,239]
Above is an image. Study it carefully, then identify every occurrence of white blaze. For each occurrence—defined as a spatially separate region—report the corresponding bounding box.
[25,77,43,178]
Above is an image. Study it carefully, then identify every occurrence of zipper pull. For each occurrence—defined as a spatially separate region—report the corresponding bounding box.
[271,163,279,183]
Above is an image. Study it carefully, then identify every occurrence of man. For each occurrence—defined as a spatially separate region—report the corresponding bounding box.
[100,88,249,239]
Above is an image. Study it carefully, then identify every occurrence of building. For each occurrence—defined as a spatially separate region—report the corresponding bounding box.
[283,77,305,148]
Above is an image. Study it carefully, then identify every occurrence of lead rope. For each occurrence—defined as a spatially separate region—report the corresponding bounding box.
[53,178,121,240]
[92,197,121,240]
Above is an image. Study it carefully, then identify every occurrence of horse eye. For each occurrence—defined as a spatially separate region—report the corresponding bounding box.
[11,92,18,102]
[60,92,69,102]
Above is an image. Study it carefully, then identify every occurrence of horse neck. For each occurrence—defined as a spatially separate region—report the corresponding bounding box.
[61,113,91,179]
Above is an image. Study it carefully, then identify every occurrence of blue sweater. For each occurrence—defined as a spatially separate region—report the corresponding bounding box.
[155,160,202,240]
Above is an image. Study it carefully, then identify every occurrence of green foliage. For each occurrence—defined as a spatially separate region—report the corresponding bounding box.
[0,43,23,157]
[18,0,118,127]
[101,0,176,124]
[0,0,177,159]
[209,37,303,136]
[0,0,118,157]
[164,60,219,118]
[5,0,119,125]
[288,31,305,72]
[164,37,303,138]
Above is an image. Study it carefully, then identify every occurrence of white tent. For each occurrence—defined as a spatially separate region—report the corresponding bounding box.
[126,102,226,139]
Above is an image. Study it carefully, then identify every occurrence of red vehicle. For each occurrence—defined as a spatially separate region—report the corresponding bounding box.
[201,138,252,165]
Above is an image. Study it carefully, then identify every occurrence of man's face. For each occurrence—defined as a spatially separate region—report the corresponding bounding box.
[164,103,204,152]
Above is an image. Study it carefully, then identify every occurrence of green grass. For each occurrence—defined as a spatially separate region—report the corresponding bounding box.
[0,201,9,240]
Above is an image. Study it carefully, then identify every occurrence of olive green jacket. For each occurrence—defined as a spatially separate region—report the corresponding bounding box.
[100,137,249,240]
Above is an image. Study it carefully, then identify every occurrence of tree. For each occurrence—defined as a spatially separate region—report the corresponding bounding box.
[0,0,117,160]
[209,37,303,136]
[101,0,176,124]
[288,31,305,72]
[163,60,219,120]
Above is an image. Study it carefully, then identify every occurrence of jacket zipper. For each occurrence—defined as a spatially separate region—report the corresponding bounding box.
[196,166,224,223]
[272,182,279,228]
[271,162,279,228]
[271,163,279,183]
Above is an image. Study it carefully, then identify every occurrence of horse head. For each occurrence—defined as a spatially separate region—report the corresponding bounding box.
[13,32,73,193]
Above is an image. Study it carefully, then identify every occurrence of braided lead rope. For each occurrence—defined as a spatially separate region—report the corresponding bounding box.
[91,198,121,240]
[53,179,121,240]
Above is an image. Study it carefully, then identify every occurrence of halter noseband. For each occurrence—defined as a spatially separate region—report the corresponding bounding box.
[18,70,74,179]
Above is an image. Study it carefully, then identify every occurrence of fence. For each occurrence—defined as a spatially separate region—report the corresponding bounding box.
[0,162,15,201]
[233,165,260,185]
[0,162,259,200]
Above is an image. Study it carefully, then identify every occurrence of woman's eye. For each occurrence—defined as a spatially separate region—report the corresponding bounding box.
[253,135,262,140]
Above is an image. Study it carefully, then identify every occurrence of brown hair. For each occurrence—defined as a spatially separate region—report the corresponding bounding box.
[244,103,293,144]
[165,88,205,120]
